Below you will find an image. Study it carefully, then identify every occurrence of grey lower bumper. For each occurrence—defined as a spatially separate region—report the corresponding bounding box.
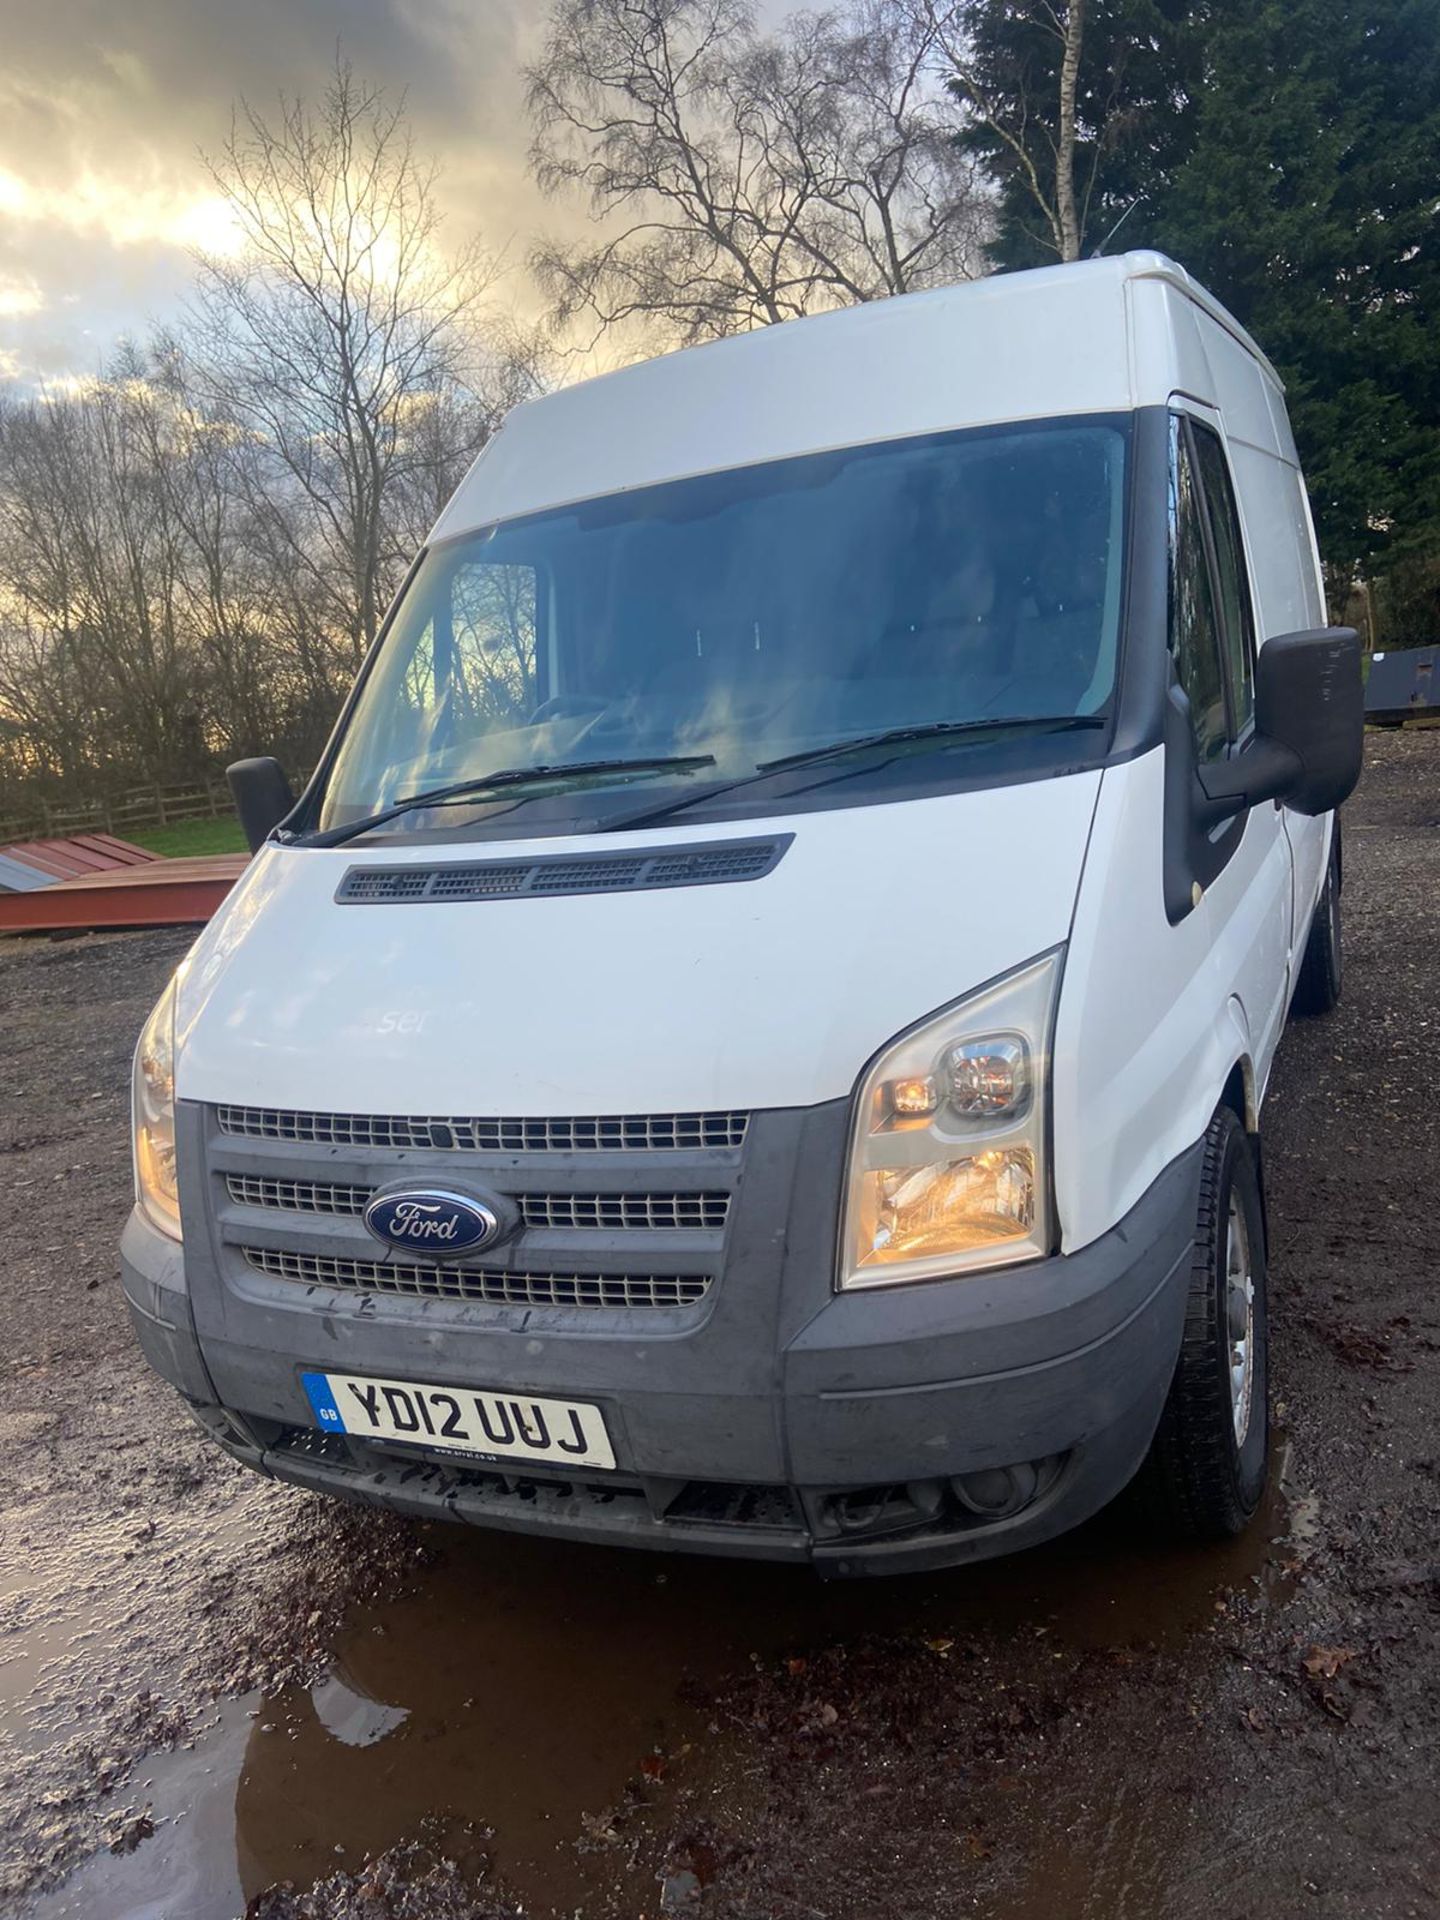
[121,1136,1203,1577]
[121,1210,219,1406]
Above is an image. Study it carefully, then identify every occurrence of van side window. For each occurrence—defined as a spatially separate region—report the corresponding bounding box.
[1190,424,1257,737]
[1168,420,1229,764]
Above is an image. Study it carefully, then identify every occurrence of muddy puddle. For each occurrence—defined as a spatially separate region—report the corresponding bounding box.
[11,1447,1314,1920]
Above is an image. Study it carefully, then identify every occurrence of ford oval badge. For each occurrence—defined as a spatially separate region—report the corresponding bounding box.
[363,1188,501,1258]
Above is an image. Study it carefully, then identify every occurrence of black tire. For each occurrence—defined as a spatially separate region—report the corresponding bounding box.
[1134,1108,1269,1540]
[1291,833,1342,1017]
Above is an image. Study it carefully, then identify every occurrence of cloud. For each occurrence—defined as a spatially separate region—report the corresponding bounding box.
[0,272,46,319]
[0,0,551,384]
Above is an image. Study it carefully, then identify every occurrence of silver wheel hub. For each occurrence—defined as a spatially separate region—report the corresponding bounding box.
[1226,1195,1255,1446]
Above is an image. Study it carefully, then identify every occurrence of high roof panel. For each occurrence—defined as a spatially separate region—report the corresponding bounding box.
[433,253,1272,539]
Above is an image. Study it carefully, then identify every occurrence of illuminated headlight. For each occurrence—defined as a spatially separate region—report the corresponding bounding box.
[945,1037,1030,1116]
[132,976,182,1240]
[839,952,1061,1289]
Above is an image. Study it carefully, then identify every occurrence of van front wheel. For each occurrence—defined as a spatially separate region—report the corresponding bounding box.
[1134,1109,1269,1539]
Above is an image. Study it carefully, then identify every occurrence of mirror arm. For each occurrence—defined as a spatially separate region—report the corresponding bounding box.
[1193,737,1302,828]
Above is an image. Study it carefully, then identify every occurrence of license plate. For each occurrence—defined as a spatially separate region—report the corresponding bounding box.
[300,1369,615,1470]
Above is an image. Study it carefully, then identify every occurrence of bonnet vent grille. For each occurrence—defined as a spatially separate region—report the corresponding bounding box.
[336,835,790,905]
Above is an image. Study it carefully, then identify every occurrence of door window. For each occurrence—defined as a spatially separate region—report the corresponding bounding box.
[1168,420,1229,764]
[1190,425,1257,738]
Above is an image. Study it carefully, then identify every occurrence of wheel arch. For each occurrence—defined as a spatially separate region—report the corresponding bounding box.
[1220,1057,1256,1134]
[1217,1037,1265,1251]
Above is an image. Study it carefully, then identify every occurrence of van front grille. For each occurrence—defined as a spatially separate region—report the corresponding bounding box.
[518,1191,729,1230]
[216,1106,749,1154]
[225,1174,730,1231]
[227,1175,371,1215]
[242,1246,711,1310]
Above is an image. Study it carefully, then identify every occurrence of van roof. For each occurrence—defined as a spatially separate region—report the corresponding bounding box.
[433,252,1283,539]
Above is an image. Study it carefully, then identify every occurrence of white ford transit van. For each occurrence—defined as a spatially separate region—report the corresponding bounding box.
[123,254,1362,1577]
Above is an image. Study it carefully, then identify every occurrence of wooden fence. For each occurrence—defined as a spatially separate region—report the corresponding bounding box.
[0,778,234,846]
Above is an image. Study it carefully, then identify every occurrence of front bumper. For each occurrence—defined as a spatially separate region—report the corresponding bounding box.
[122,1120,1204,1577]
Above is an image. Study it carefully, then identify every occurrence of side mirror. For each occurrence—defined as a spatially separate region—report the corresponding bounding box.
[1196,627,1363,822]
[227,756,297,853]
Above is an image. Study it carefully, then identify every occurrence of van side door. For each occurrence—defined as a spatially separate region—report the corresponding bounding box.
[1168,408,1294,1095]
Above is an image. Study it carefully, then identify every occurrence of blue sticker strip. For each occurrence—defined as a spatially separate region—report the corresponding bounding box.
[301,1371,347,1433]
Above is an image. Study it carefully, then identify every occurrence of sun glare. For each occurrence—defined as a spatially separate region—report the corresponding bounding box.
[0,163,245,259]
[0,279,44,318]
[170,194,247,259]
[0,169,33,217]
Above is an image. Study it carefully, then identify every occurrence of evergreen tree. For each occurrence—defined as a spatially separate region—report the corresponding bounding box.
[947,0,1202,267]
[1143,0,1440,589]
[952,0,1440,600]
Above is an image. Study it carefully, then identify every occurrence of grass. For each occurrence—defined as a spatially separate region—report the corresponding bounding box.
[126,817,249,858]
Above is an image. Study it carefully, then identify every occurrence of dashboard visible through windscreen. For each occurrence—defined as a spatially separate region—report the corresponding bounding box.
[318,415,1130,836]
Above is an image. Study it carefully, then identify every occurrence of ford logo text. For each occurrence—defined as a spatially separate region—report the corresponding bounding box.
[363,1189,502,1258]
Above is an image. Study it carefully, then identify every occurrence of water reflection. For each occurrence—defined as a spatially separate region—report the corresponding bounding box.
[26,1460,1309,1920]
[229,1477,1300,1914]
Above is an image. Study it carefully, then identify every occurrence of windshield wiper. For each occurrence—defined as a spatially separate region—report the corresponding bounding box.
[299,755,717,849]
[759,714,1105,772]
[596,716,1107,835]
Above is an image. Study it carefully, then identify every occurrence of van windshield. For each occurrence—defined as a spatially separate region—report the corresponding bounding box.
[317,417,1129,836]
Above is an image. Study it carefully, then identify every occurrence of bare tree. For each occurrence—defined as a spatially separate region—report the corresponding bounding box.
[0,63,549,818]
[0,371,202,789]
[189,60,529,668]
[141,340,322,762]
[1054,0,1085,261]
[927,0,1094,264]
[527,0,988,348]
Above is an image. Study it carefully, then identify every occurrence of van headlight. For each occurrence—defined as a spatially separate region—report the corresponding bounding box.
[839,951,1061,1290]
[133,977,182,1240]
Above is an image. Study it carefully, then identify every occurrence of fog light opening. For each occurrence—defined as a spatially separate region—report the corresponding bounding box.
[949,1455,1063,1521]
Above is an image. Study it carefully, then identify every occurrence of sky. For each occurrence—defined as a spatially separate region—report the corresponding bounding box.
[0,0,590,389]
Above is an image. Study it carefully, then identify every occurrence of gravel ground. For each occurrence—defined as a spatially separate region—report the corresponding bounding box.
[0,928,429,1909]
[1,727,1436,1920]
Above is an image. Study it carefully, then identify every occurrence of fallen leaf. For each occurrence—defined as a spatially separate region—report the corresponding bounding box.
[1317,1324,1414,1372]
[1303,1646,1356,1680]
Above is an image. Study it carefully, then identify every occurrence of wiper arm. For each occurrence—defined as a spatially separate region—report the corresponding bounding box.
[597,716,1107,835]
[757,714,1105,773]
[299,755,717,849]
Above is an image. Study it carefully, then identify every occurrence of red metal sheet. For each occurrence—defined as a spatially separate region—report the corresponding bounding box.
[0,834,163,881]
[1,841,84,880]
[0,854,248,933]
[69,833,162,868]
